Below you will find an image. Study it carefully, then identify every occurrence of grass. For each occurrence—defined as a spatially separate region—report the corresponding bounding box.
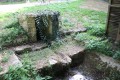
[0,50,14,63]
[0,66,3,72]
[1,55,9,63]
[0,0,84,47]
[19,48,55,65]
[0,0,119,60]
[1,0,120,79]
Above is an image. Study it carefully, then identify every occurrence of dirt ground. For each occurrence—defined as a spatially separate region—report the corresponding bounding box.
[80,0,109,12]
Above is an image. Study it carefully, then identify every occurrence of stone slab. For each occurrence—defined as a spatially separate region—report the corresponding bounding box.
[35,49,72,76]
[97,53,120,71]
[12,42,47,54]
[0,51,22,75]
[55,41,85,67]
[60,23,87,35]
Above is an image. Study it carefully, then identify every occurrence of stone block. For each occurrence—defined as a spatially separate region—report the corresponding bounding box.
[0,51,22,75]
[18,14,37,42]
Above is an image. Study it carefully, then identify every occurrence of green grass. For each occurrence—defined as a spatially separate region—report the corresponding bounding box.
[19,48,55,64]
[1,60,52,80]
[0,0,119,60]
[0,66,3,72]
[0,50,14,63]
[0,0,84,47]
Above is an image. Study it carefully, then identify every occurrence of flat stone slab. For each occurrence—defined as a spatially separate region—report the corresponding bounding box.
[55,41,85,66]
[61,23,87,35]
[0,50,22,75]
[55,42,85,57]
[34,49,71,76]
[36,49,72,69]
[13,45,32,54]
[97,53,120,71]
[12,42,47,54]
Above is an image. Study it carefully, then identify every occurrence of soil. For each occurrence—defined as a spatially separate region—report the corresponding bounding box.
[80,0,109,12]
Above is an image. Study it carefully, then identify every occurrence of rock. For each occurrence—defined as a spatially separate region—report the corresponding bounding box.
[97,53,120,71]
[31,42,47,51]
[60,23,87,36]
[49,53,71,76]
[14,45,32,54]
[12,42,47,54]
[18,13,37,42]
[55,41,85,67]
[35,49,71,76]
[0,51,22,75]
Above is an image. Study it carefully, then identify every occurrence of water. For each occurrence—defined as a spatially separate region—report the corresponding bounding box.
[55,67,94,80]
[67,70,93,80]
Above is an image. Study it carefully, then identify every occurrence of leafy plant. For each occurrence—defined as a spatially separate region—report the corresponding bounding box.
[75,33,114,56]
[113,51,120,60]
[1,55,9,63]
[2,60,52,80]
[0,66,3,72]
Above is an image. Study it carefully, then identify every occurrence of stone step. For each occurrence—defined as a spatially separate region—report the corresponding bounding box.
[35,41,85,76]
[0,50,22,75]
[60,23,87,36]
[35,49,72,76]
[11,42,47,54]
[54,41,85,67]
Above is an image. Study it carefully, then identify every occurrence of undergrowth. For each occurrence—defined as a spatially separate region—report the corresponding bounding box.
[75,33,120,60]
[0,60,52,80]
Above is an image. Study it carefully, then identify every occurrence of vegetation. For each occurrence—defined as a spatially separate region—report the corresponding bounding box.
[0,0,119,59]
[0,0,120,79]
[1,60,52,80]
[0,67,3,72]
[1,55,9,63]
[19,48,54,65]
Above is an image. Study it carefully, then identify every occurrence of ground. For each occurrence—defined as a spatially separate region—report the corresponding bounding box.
[0,0,120,80]
[80,0,109,12]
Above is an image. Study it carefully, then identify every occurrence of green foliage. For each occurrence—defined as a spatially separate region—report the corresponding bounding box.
[72,8,107,37]
[0,66,3,72]
[104,68,120,80]
[20,48,54,65]
[113,51,120,60]
[61,18,75,30]
[0,26,24,46]
[0,50,14,63]
[1,55,9,63]
[2,60,52,80]
[75,33,114,56]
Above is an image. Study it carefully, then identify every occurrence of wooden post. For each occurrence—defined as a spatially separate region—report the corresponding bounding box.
[106,0,120,43]
[116,23,120,42]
